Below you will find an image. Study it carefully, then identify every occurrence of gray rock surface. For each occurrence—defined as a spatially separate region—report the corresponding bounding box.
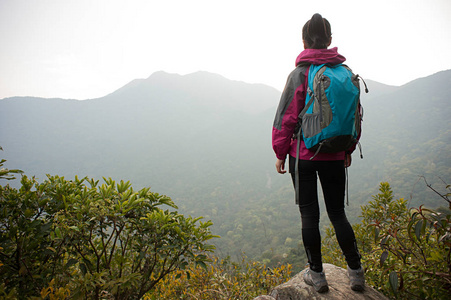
[253,264,388,300]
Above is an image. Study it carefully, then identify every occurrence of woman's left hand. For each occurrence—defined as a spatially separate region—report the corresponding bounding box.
[276,159,287,174]
[344,153,352,168]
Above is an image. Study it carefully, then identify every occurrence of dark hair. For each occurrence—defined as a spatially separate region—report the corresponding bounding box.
[302,13,331,49]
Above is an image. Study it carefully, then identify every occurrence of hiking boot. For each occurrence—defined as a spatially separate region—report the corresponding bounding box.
[303,268,329,293]
[347,266,365,291]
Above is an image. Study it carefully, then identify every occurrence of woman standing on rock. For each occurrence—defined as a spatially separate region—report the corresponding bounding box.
[272,13,365,293]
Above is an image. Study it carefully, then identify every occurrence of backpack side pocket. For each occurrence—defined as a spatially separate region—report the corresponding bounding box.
[301,112,321,139]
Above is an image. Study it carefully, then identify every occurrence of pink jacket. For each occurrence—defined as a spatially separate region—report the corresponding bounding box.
[272,47,356,161]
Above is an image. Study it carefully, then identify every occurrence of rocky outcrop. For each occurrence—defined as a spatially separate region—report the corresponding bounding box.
[253,264,388,300]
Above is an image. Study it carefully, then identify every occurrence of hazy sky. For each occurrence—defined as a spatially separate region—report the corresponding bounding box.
[1,0,450,100]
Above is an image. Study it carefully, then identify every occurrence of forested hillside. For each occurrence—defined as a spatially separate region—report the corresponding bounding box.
[1,70,450,264]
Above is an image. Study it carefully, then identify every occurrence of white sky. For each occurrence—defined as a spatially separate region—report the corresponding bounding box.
[1,0,450,100]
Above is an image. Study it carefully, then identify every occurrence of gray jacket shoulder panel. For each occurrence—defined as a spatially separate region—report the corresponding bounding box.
[273,66,308,130]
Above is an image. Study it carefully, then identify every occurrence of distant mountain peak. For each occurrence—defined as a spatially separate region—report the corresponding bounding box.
[146,70,181,80]
[146,70,230,85]
[103,70,281,114]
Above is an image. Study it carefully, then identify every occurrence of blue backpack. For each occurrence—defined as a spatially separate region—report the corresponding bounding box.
[294,63,368,204]
[296,63,367,158]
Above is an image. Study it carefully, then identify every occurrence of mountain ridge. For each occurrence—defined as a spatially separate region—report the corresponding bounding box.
[1,69,423,103]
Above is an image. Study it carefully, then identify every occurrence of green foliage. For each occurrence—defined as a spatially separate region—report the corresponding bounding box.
[0,174,217,299]
[144,255,292,299]
[323,182,451,299]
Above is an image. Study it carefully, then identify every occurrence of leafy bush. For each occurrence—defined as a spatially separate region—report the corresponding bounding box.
[0,172,216,299]
[144,255,292,299]
[322,182,451,299]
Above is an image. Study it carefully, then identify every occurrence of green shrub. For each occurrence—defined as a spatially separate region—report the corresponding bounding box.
[0,173,216,299]
[323,182,451,299]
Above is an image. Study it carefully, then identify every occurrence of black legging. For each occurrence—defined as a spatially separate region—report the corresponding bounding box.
[289,156,361,272]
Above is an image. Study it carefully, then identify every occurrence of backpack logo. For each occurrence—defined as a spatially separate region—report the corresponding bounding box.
[297,64,366,158]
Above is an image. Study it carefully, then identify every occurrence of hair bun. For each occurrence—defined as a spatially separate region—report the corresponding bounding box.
[311,13,324,23]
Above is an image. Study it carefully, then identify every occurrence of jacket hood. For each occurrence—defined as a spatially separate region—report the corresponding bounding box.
[295,47,346,66]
